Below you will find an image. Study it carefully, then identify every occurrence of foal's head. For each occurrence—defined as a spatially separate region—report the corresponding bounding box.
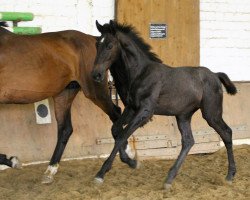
[92,20,120,82]
[92,20,162,82]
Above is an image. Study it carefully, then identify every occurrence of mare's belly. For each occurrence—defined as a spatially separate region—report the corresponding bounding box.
[0,67,72,103]
[0,87,57,104]
[0,81,67,104]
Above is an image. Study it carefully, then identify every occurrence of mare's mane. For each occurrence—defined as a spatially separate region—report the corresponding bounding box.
[0,21,12,34]
[0,21,8,27]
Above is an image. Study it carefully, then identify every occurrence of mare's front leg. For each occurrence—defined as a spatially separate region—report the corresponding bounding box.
[42,88,79,184]
[0,154,21,169]
[95,102,154,183]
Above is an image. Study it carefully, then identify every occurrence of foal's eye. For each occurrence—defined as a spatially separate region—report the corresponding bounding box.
[107,43,113,50]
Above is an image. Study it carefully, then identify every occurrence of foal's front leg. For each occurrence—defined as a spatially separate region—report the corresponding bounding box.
[111,106,138,169]
[164,115,194,190]
[95,106,153,182]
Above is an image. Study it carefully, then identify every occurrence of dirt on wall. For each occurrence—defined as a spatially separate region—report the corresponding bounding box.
[0,145,249,200]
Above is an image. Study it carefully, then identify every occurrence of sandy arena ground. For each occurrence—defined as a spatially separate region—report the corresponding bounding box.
[0,145,249,200]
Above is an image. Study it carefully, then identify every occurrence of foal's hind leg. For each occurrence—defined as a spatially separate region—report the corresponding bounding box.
[164,115,194,189]
[42,87,79,184]
[203,115,236,182]
[201,94,236,183]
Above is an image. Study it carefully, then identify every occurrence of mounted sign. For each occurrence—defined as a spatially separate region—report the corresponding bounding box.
[150,23,167,39]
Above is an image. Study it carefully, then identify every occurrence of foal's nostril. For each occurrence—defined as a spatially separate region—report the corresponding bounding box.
[96,73,101,79]
[92,71,102,82]
[95,73,101,80]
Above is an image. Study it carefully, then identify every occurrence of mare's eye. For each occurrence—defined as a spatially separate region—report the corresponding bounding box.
[107,43,113,50]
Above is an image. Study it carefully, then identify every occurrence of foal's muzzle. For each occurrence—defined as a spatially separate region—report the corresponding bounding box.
[91,70,104,83]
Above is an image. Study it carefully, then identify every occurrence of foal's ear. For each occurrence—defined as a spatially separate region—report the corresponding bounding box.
[96,20,104,33]
[109,20,117,35]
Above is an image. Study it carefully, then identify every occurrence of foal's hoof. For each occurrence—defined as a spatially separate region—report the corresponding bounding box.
[94,177,104,185]
[11,157,22,169]
[163,183,172,191]
[225,178,233,185]
[41,175,54,184]
[225,173,235,185]
[135,160,141,169]
[128,159,140,169]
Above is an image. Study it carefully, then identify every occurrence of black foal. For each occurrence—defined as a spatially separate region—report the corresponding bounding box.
[91,20,237,189]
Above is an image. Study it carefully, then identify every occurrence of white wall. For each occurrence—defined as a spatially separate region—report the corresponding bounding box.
[0,0,115,35]
[200,0,250,81]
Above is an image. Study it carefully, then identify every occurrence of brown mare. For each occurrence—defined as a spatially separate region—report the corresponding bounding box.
[0,22,134,184]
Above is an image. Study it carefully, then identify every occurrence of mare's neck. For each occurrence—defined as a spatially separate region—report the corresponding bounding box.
[0,27,11,34]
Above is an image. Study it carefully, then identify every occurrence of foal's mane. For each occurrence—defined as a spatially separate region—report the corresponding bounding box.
[103,22,163,63]
[116,23,162,63]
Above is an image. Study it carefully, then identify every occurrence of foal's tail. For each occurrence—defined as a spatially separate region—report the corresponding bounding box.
[217,72,237,95]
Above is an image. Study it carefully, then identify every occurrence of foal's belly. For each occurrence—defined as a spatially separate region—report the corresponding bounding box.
[154,93,202,116]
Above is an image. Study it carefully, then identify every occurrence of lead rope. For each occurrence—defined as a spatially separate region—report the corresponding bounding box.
[108,70,119,106]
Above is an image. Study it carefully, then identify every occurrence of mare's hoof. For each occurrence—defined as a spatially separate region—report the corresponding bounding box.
[11,157,22,169]
[41,175,54,184]
[94,177,104,185]
[163,183,172,191]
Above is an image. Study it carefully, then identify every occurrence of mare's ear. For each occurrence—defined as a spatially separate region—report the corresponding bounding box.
[96,20,104,33]
[109,20,117,35]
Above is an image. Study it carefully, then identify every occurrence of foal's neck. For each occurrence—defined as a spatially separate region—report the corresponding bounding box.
[120,39,150,84]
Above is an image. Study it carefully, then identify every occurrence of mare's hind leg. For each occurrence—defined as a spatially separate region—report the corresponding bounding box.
[42,87,79,184]
[164,114,194,189]
[0,154,21,169]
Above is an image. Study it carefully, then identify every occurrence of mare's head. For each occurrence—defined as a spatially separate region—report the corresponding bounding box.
[92,20,121,82]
